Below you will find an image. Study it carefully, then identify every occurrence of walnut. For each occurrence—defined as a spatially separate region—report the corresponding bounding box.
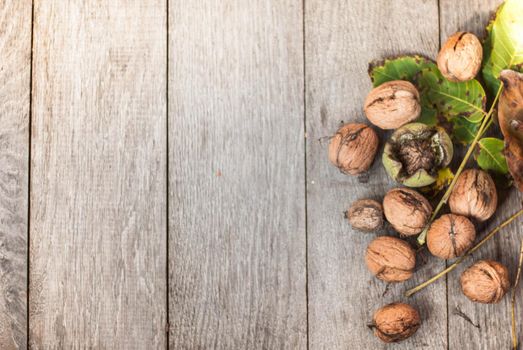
[371,302,421,343]
[383,123,453,187]
[365,236,416,282]
[460,260,510,304]
[328,123,379,175]
[449,169,497,222]
[346,199,383,232]
[427,214,476,259]
[364,80,421,130]
[437,32,483,82]
[383,188,432,236]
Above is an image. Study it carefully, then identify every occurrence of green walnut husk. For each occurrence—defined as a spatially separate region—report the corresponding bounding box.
[383,123,453,187]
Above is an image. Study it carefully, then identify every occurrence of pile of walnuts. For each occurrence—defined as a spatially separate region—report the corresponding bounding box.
[329,32,508,343]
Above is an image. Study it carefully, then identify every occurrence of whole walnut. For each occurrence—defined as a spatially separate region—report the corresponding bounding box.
[346,199,383,232]
[383,188,432,236]
[449,169,497,222]
[328,123,379,175]
[427,214,476,259]
[460,260,510,304]
[364,80,421,130]
[437,32,483,82]
[372,302,421,343]
[365,236,416,282]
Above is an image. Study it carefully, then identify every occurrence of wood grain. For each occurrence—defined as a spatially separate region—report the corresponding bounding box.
[0,1,31,349]
[29,1,167,348]
[305,0,447,348]
[168,1,306,348]
[439,1,522,349]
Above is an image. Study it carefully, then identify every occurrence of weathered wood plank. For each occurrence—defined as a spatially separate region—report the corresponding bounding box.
[305,1,447,348]
[0,1,31,349]
[168,1,306,348]
[440,1,520,349]
[29,1,167,348]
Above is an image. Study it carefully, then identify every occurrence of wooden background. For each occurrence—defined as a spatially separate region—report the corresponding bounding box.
[1,0,520,348]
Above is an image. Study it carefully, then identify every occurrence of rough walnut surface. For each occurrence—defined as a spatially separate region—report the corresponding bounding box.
[449,169,497,222]
[328,123,378,175]
[427,214,476,259]
[396,138,435,175]
[460,260,510,304]
[437,31,482,82]
[383,188,432,236]
[364,80,421,130]
[373,302,421,343]
[347,199,383,232]
[365,236,415,282]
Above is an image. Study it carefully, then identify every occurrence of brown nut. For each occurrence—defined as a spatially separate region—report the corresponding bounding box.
[449,169,498,222]
[383,188,432,236]
[346,199,383,232]
[365,236,415,282]
[372,302,421,343]
[364,80,421,130]
[460,260,510,304]
[328,123,379,175]
[437,32,483,82]
[427,214,476,259]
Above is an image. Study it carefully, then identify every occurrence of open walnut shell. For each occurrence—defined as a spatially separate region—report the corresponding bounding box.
[383,123,453,187]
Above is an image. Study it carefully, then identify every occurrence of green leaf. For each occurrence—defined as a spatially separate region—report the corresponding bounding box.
[368,55,434,87]
[477,137,509,174]
[482,0,523,96]
[417,65,486,123]
[418,105,437,126]
[451,117,481,145]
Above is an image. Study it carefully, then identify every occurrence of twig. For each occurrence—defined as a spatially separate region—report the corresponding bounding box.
[512,240,523,350]
[406,207,523,297]
[417,85,504,245]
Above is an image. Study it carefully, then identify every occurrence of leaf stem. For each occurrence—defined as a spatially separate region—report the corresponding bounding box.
[417,85,504,245]
[511,240,523,350]
[406,207,523,297]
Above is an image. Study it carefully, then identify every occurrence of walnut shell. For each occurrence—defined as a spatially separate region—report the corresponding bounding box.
[383,188,432,236]
[427,214,476,259]
[382,123,453,187]
[460,260,510,304]
[328,123,379,175]
[372,302,421,343]
[365,236,415,282]
[346,199,383,232]
[364,80,421,130]
[449,169,497,222]
[437,32,483,82]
